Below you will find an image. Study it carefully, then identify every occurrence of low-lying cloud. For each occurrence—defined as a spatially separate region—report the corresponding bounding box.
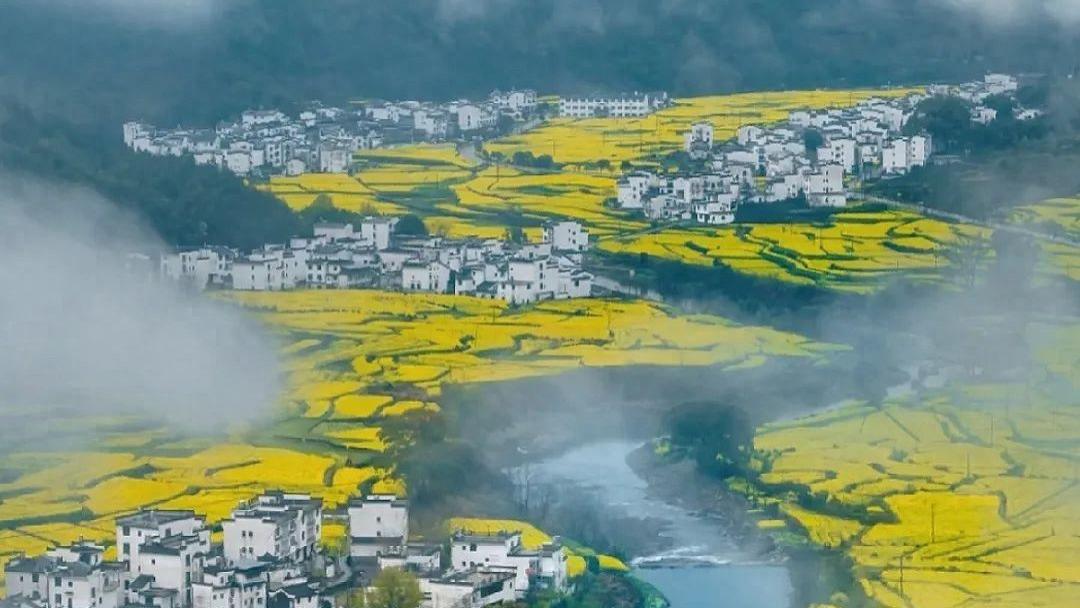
[0,174,282,434]
[934,0,1080,26]
[18,0,239,27]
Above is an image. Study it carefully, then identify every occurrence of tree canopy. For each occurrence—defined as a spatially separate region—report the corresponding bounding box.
[357,569,423,608]
[664,401,754,479]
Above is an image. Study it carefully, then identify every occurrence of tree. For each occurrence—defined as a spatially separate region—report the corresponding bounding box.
[904,96,973,153]
[505,225,526,244]
[360,569,423,608]
[664,401,754,478]
[943,233,990,288]
[803,128,825,156]
[394,214,428,236]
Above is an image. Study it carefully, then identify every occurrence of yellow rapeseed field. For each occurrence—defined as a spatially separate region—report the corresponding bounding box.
[751,319,1080,608]
[0,288,829,570]
[486,89,920,167]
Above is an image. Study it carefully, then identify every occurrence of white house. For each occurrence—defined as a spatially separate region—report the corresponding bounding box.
[420,568,517,608]
[448,531,569,598]
[881,138,910,174]
[908,134,931,168]
[816,138,857,172]
[116,511,210,567]
[318,145,351,173]
[221,493,323,565]
[225,151,253,175]
[231,255,287,291]
[6,543,126,608]
[971,106,998,125]
[359,217,395,251]
[616,172,658,209]
[401,261,452,293]
[457,105,483,132]
[684,121,714,156]
[348,495,409,558]
[737,125,765,146]
[542,221,589,253]
[191,563,268,608]
[132,535,209,607]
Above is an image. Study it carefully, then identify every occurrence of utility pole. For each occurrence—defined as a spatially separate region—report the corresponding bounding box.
[931,502,937,544]
[899,555,905,597]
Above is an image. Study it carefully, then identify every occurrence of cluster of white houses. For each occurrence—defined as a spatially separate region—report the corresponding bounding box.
[161,219,592,305]
[123,90,539,177]
[3,493,569,608]
[616,74,1036,224]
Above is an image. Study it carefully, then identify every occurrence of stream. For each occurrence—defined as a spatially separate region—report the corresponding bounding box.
[516,363,951,607]
[523,440,792,608]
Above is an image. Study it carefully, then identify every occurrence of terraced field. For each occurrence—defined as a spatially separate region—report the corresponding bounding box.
[250,91,1080,294]
[1007,196,1079,242]
[485,89,920,168]
[0,291,831,587]
[598,209,981,293]
[748,319,1080,608]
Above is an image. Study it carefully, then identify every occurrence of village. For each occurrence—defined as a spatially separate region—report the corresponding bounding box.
[160,219,593,305]
[615,73,1038,225]
[121,90,671,178]
[1,492,568,608]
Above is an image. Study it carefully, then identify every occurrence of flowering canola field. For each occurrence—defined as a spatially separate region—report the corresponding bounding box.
[252,92,1007,292]
[750,320,1080,607]
[486,89,919,167]
[0,290,831,589]
[599,210,984,293]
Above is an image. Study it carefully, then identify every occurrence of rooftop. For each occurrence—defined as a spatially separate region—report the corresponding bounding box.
[117,510,198,529]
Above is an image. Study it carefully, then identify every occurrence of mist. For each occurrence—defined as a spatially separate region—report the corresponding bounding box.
[0,173,283,436]
[14,0,242,27]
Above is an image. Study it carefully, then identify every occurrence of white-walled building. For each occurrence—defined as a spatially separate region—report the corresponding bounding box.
[558,92,667,118]
[6,543,126,608]
[222,493,323,566]
[448,532,569,598]
[542,221,589,253]
[116,511,210,567]
[347,495,409,558]
[132,535,209,607]
[420,568,517,608]
[616,172,659,209]
[457,105,483,132]
[191,563,268,608]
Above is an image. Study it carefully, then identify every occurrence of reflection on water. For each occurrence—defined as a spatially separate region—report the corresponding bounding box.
[636,565,791,608]
[523,440,793,608]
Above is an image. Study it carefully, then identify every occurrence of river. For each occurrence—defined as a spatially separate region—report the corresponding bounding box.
[522,440,793,608]
[517,363,953,608]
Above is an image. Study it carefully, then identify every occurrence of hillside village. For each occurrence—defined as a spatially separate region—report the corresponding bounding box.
[616,74,1037,225]
[122,90,674,178]
[122,89,543,177]
[161,219,592,305]
[2,493,568,608]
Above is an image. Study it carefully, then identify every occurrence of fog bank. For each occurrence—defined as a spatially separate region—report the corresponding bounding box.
[0,174,282,434]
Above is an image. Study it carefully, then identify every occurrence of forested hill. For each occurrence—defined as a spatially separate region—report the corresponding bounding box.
[2,0,1079,127]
